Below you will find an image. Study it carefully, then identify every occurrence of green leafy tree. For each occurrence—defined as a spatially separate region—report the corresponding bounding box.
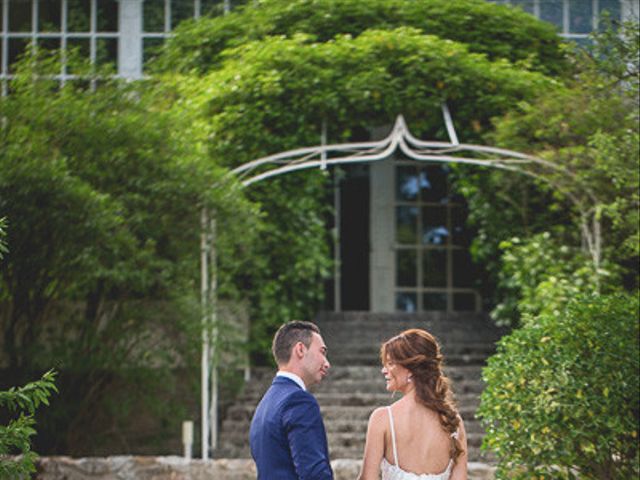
[460,20,639,324]
[478,294,639,479]
[491,232,621,325]
[0,217,7,261]
[0,371,57,478]
[157,0,564,351]
[0,51,256,453]
[156,0,564,75]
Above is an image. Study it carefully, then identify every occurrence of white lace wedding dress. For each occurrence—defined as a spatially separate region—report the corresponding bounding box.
[380,406,455,480]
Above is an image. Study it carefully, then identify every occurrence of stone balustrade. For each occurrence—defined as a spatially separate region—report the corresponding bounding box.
[35,456,496,479]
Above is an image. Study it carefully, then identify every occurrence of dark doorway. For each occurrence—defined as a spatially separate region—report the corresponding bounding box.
[340,165,370,310]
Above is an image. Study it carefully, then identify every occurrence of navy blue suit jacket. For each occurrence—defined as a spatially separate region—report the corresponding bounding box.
[249,376,333,480]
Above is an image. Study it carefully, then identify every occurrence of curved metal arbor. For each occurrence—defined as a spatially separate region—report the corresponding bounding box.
[230,105,600,275]
[200,105,601,459]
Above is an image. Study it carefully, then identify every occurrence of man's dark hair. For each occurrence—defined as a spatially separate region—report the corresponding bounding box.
[272,321,320,365]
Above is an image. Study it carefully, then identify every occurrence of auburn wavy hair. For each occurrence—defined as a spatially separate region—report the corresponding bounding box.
[380,328,464,462]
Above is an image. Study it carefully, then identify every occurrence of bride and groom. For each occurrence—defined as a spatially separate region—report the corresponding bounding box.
[249,321,468,480]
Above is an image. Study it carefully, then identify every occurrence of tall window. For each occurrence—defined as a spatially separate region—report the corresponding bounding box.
[141,0,249,67]
[1,0,119,92]
[494,0,624,47]
[394,163,480,313]
[0,0,248,92]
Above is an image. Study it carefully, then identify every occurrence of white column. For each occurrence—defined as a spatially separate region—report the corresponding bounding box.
[370,159,395,312]
[118,0,143,79]
[622,0,639,19]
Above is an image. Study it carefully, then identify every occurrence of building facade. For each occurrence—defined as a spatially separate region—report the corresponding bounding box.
[2,0,637,313]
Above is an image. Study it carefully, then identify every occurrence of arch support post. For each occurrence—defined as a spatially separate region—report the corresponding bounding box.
[200,207,218,459]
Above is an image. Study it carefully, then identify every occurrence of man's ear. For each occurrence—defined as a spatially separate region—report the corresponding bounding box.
[293,341,306,359]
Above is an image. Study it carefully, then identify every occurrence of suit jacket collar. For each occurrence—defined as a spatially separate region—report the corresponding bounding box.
[274,372,306,391]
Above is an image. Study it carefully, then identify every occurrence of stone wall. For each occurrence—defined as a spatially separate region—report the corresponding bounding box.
[36,456,496,479]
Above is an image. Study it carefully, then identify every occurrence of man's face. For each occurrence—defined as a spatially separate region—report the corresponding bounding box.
[301,332,330,387]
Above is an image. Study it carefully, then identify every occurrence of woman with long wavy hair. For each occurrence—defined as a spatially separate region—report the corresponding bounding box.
[358,328,468,480]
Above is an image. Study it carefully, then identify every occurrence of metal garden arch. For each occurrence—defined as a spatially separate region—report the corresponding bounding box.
[199,104,602,458]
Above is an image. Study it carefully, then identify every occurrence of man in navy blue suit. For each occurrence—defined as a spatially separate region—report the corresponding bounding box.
[250,320,333,479]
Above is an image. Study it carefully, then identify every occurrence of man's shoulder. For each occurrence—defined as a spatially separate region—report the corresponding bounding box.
[260,378,312,407]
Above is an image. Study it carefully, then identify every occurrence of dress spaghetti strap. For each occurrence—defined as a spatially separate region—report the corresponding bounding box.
[386,406,399,467]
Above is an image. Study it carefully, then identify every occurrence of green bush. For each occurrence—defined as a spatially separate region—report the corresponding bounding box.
[0,371,57,478]
[478,294,639,479]
[491,232,621,326]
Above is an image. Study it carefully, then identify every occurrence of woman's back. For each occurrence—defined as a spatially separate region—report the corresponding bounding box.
[383,402,453,477]
[357,329,467,480]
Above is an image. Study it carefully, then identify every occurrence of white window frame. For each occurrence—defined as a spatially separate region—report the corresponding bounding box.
[393,160,481,313]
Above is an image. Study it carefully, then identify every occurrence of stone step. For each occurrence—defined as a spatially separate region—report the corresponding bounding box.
[321,331,502,347]
[218,432,491,462]
[326,341,497,353]
[236,366,486,398]
[234,391,482,411]
[314,311,496,323]
[315,313,505,333]
[243,365,486,381]
[218,312,503,464]
[224,403,481,423]
[325,354,490,367]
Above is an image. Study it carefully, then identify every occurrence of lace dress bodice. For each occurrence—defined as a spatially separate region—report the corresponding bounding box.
[380,406,455,480]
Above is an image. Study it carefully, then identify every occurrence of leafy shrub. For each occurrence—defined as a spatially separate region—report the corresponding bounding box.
[492,232,621,326]
[478,294,639,479]
[0,371,57,478]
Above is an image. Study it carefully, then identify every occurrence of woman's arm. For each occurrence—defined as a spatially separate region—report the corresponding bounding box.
[357,407,387,480]
[449,416,468,480]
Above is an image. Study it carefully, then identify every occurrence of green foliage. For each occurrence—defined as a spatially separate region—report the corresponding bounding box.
[478,294,639,479]
[0,370,57,478]
[492,19,639,265]
[0,51,256,453]
[459,21,639,323]
[160,22,555,349]
[491,233,621,325]
[0,217,7,260]
[156,0,564,76]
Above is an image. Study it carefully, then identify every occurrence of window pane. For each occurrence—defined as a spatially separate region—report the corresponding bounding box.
[231,0,250,9]
[422,249,446,288]
[396,292,417,313]
[96,38,118,70]
[8,39,29,73]
[454,293,476,312]
[540,1,564,32]
[144,0,166,32]
[97,0,119,32]
[396,206,417,244]
[39,0,62,32]
[453,249,474,288]
[419,165,448,203]
[172,0,195,27]
[569,0,593,34]
[9,1,32,31]
[143,37,165,68]
[451,206,470,246]
[568,36,592,50]
[423,293,447,311]
[511,0,534,14]
[66,38,90,74]
[422,206,448,245]
[396,250,417,287]
[599,0,621,27]
[38,38,61,56]
[201,0,225,17]
[396,166,419,201]
[67,0,91,32]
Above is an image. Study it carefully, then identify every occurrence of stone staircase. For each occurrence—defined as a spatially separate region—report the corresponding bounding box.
[217,312,505,463]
